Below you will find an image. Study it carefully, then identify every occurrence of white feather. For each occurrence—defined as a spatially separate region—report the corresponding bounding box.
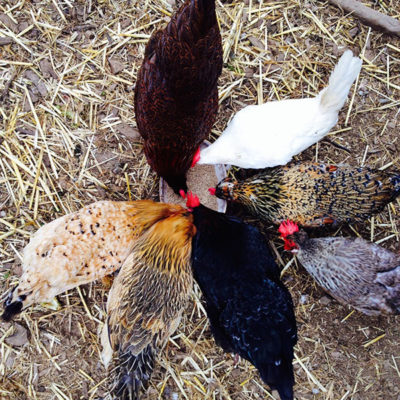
[199,50,362,168]
[100,321,113,368]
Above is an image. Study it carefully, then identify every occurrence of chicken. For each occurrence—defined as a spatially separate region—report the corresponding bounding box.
[279,220,400,316]
[134,0,222,194]
[2,200,187,321]
[213,162,400,227]
[196,50,362,168]
[186,193,297,400]
[101,209,196,400]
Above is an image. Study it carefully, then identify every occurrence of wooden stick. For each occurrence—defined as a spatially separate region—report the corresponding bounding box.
[328,0,400,37]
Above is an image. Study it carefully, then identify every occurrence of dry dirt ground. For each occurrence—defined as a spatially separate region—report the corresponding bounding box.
[0,0,400,399]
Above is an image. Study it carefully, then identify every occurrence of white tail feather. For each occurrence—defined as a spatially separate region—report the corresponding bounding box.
[319,50,362,112]
[100,319,113,368]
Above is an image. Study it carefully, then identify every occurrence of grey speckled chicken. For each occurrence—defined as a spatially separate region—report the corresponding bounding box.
[279,220,400,316]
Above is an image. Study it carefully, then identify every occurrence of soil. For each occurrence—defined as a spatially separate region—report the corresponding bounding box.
[0,0,399,399]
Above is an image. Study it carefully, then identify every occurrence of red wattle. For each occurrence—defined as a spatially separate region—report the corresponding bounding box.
[191,147,201,167]
[208,187,216,195]
[186,191,200,208]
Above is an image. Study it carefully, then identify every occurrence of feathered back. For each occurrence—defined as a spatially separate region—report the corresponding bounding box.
[191,205,297,399]
[134,0,222,193]
[129,210,196,274]
[131,201,189,233]
[102,210,196,399]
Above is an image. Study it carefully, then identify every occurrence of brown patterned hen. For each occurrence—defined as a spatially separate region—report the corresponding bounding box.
[214,162,400,227]
[101,208,196,399]
[134,0,222,194]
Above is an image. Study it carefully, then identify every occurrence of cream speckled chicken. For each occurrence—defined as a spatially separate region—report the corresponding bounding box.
[2,200,187,321]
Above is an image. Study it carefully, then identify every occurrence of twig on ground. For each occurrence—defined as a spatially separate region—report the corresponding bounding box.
[328,0,400,37]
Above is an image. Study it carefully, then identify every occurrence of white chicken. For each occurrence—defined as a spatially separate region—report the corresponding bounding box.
[195,50,362,168]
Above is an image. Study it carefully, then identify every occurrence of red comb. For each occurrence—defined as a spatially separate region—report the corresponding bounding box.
[179,189,186,199]
[208,187,216,195]
[186,191,200,209]
[191,147,201,168]
[278,220,299,238]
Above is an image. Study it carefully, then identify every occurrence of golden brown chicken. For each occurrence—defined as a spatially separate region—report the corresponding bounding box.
[2,200,187,321]
[213,162,400,227]
[101,209,196,400]
[279,220,400,316]
[134,0,222,194]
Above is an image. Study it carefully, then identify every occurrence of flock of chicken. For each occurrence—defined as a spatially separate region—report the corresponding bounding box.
[3,0,400,399]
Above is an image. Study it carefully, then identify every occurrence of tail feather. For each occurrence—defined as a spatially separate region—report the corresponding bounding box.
[2,287,24,322]
[2,301,23,322]
[162,0,221,103]
[386,287,400,315]
[258,359,295,400]
[319,50,362,112]
[112,345,155,400]
[176,0,217,37]
[376,265,400,314]
[390,174,400,199]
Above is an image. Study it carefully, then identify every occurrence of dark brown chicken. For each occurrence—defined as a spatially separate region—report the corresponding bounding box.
[279,220,400,316]
[101,208,196,399]
[213,162,400,227]
[134,0,222,194]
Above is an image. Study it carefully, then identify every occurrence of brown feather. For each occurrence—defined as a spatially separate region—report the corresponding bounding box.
[216,162,400,227]
[134,0,222,193]
[102,210,196,399]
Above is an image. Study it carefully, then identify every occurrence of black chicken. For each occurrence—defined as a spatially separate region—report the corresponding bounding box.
[186,193,297,400]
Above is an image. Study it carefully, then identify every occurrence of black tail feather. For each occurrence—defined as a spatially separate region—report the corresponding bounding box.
[391,174,400,196]
[276,381,294,400]
[113,344,155,400]
[2,301,23,322]
[258,360,295,400]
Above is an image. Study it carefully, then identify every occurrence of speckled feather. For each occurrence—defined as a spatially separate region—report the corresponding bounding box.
[288,231,400,316]
[134,0,222,193]
[101,211,196,400]
[216,162,400,227]
[3,200,188,318]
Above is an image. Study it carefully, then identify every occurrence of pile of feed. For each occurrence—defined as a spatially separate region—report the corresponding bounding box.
[161,162,223,210]
[161,142,227,211]
[0,0,399,399]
